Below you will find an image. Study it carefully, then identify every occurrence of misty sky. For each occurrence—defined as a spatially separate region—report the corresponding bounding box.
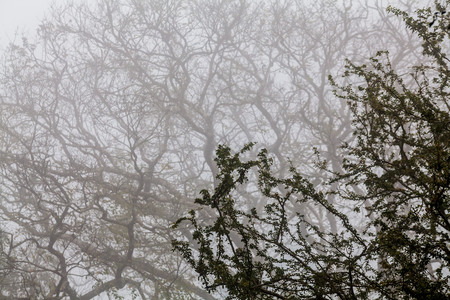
[0,0,53,48]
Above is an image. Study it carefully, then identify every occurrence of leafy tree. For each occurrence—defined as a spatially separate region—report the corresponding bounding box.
[173,2,450,299]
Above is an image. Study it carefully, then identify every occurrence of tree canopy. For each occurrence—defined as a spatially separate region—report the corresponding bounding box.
[173,2,450,299]
[0,0,445,299]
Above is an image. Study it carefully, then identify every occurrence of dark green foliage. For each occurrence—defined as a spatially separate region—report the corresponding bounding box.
[173,2,449,299]
[173,144,368,299]
[332,47,450,297]
[329,2,450,297]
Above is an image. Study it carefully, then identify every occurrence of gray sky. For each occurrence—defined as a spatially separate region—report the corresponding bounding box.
[0,0,54,48]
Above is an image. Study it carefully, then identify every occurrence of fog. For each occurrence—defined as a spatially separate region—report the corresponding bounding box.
[0,0,53,47]
[0,0,443,299]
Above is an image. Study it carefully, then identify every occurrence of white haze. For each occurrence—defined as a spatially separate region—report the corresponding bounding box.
[0,0,54,48]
